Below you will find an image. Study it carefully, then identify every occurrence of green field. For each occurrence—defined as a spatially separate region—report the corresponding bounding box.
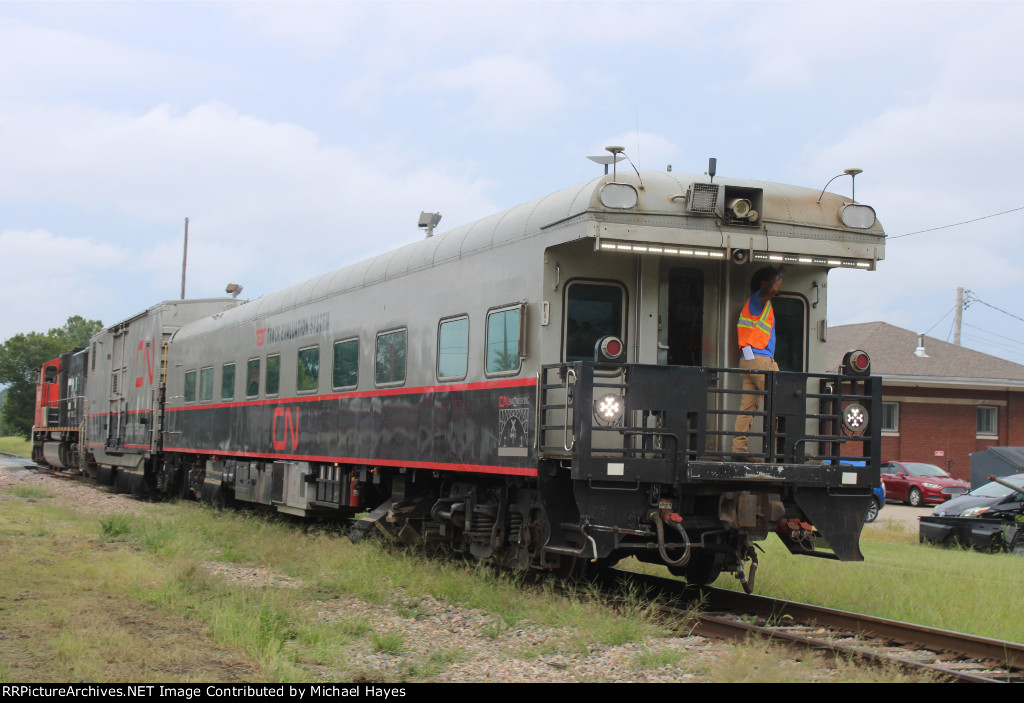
[0,436,31,458]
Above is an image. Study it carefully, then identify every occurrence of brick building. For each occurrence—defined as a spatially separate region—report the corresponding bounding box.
[827,322,1024,484]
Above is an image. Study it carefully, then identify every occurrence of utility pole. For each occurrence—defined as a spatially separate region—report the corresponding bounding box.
[179,216,187,298]
[953,286,963,345]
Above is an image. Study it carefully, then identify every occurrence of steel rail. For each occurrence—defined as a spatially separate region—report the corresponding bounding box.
[606,570,1024,683]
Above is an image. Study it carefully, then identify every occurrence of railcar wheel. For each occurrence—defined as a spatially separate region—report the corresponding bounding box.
[908,488,923,507]
[95,466,115,486]
[669,550,724,585]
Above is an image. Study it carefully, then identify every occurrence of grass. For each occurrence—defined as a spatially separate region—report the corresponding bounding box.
[0,485,979,683]
[0,436,31,458]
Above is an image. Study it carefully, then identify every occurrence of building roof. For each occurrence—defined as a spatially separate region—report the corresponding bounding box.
[827,321,1024,389]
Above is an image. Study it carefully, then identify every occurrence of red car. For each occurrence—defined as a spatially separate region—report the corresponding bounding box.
[880,461,970,507]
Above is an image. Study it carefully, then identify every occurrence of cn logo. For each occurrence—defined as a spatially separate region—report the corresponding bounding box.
[272,406,299,451]
[134,338,156,388]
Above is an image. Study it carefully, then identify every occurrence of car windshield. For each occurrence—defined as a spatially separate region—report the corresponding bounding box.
[968,473,1024,499]
[903,463,949,477]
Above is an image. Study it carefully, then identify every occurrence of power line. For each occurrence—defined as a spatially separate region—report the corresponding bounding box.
[888,205,1024,240]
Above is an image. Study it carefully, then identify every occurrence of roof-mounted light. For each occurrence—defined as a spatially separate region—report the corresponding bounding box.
[599,183,638,209]
[840,203,876,229]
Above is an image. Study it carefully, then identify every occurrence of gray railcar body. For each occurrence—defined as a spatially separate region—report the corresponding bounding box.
[80,169,886,588]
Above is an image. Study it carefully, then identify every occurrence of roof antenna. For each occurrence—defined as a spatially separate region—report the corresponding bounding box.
[707,157,717,184]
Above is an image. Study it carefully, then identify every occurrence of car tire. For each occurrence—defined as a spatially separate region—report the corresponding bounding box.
[908,487,923,507]
[865,498,881,523]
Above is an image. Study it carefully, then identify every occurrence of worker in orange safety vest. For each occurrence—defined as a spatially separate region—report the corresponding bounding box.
[732,265,785,460]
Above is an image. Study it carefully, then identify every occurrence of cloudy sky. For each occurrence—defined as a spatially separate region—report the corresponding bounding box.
[2,1,1023,364]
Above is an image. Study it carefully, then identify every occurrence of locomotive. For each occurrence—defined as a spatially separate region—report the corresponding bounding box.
[32,161,885,592]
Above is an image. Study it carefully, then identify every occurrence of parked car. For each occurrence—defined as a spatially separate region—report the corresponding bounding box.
[865,484,886,523]
[920,473,1024,552]
[880,461,970,507]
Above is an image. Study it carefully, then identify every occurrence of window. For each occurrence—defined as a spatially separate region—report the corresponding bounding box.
[977,406,997,436]
[199,367,214,402]
[375,329,407,385]
[184,370,197,403]
[565,282,625,362]
[246,358,260,398]
[44,366,58,383]
[438,317,469,380]
[771,295,807,372]
[266,354,281,396]
[881,402,899,432]
[222,363,235,400]
[486,305,522,374]
[297,346,320,393]
[333,338,359,389]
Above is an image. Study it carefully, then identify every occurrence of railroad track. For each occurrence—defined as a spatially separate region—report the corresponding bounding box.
[606,570,1024,683]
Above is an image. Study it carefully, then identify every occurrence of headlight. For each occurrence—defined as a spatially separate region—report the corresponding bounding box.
[594,393,625,425]
[842,403,868,433]
[961,506,989,517]
[923,482,941,490]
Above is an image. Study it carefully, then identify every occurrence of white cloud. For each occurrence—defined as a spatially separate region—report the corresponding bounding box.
[426,55,567,130]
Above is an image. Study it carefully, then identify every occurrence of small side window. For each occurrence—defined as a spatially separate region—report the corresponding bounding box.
[486,305,523,375]
[297,346,320,393]
[438,316,469,380]
[246,358,260,398]
[881,402,899,433]
[333,338,359,389]
[199,367,214,402]
[184,370,197,403]
[375,329,407,386]
[44,366,58,383]
[266,354,281,396]
[222,363,235,400]
[977,406,997,436]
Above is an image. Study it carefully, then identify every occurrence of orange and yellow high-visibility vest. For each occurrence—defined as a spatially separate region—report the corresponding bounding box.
[737,297,774,350]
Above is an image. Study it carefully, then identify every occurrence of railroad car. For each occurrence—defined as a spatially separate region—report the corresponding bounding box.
[35,162,886,592]
[31,347,88,470]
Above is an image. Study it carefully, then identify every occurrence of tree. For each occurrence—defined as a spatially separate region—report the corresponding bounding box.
[0,315,103,437]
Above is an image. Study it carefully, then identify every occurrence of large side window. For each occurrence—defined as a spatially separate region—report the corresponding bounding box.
[438,316,469,380]
[297,346,319,393]
[266,354,281,396]
[333,338,359,389]
[222,363,235,400]
[246,358,260,398]
[486,305,523,374]
[772,295,807,372]
[183,370,197,403]
[564,281,625,362]
[375,329,407,386]
[199,367,214,402]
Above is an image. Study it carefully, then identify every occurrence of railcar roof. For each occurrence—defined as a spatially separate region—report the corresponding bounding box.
[174,170,883,340]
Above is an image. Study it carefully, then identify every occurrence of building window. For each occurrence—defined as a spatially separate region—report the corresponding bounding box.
[297,346,319,393]
[266,354,281,396]
[333,338,359,389]
[199,367,214,402]
[486,305,522,374]
[222,363,235,400]
[183,370,196,403]
[881,402,899,433]
[375,329,407,386]
[438,316,469,380]
[977,406,997,437]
